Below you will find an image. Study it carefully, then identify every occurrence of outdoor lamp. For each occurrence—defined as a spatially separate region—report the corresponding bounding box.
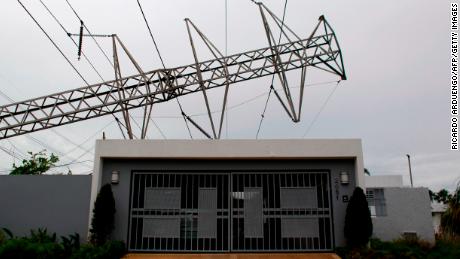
[111,170,120,184]
[340,171,349,185]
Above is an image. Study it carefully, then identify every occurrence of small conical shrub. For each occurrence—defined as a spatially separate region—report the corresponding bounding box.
[344,187,373,247]
[90,184,116,245]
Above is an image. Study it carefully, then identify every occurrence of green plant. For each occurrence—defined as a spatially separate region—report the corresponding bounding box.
[70,240,125,259]
[61,233,80,257]
[29,228,57,244]
[10,150,59,175]
[429,238,460,259]
[344,187,373,248]
[90,184,116,245]
[440,182,460,238]
[0,237,64,259]
[337,238,460,259]
[0,228,125,259]
[430,188,452,204]
[0,228,13,244]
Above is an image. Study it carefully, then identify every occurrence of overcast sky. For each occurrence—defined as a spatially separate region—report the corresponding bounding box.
[0,0,457,191]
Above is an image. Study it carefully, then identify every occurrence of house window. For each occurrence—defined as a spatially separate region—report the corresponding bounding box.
[366,188,386,217]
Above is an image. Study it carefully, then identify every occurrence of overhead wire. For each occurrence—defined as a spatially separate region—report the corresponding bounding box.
[255,0,288,139]
[135,0,166,68]
[135,0,193,139]
[149,118,167,139]
[67,145,95,165]
[0,73,113,172]
[189,80,338,117]
[0,146,24,163]
[0,144,26,160]
[51,159,93,168]
[65,0,114,68]
[0,159,93,174]
[225,0,229,139]
[64,120,115,155]
[6,139,28,159]
[0,27,94,167]
[0,80,93,168]
[128,81,338,120]
[301,81,341,137]
[65,0,140,139]
[16,0,102,162]
[0,143,61,174]
[17,0,89,86]
[39,0,105,82]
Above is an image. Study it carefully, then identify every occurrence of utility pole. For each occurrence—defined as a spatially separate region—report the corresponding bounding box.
[406,154,413,187]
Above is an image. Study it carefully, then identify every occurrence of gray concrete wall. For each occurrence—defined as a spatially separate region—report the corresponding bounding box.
[0,175,91,241]
[100,158,357,248]
[372,187,435,242]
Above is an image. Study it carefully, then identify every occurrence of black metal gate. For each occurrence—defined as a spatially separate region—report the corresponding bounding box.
[128,171,332,252]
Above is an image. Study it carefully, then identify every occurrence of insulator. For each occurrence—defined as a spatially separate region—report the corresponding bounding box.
[77,20,84,60]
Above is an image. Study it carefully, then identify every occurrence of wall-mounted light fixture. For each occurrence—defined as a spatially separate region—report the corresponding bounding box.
[340,171,349,185]
[111,170,120,184]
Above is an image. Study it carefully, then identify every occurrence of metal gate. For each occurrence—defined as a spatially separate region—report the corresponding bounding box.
[128,171,332,252]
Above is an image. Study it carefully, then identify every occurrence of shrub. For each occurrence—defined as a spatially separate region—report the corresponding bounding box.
[90,184,116,245]
[70,240,125,259]
[0,229,125,259]
[440,183,460,238]
[344,187,373,247]
[0,228,13,245]
[61,233,80,258]
[429,238,460,259]
[29,228,57,244]
[337,237,460,259]
[0,237,64,259]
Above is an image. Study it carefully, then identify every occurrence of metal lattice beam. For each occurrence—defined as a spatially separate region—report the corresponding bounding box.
[0,15,345,139]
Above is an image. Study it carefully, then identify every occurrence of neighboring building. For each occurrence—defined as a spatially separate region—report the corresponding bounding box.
[431,202,447,235]
[90,139,364,253]
[365,175,435,242]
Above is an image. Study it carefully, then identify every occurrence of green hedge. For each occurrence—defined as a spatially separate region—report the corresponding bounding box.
[336,238,460,259]
[0,228,125,259]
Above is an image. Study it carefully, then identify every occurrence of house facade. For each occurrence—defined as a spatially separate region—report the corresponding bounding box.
[90,139,364,253]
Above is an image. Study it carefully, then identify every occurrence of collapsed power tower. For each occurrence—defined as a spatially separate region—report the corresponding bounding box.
[0,2,346,140]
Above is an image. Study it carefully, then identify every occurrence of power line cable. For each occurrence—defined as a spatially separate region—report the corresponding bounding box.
[183,81,337,117]
[14,1,112,169]
[225,0,229,139]
[135,0,166,68]
[17,0,89,86]
[135,0,193,139]
[0,146,24,162]
[255,84,273,139]
[51,159,93,168]
[0,145,60,174]
[6,139,27,159]
[302,81,340,137]
[65,0,114,68]
[67,145,95,165]
[64,120,114,155]
[149,118,167,139]
[0,76,93,166]
[0,159,93,173]
[39,0,105,81]
[255,0,288,139]
[177,100,193,139]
